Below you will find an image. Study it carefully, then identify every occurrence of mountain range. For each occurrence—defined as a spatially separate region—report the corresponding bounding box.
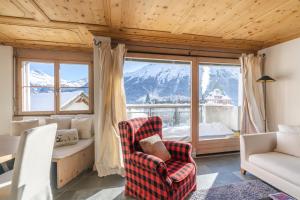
[124,63,240,106]
[29,70,88,94]
[30,64,240,106]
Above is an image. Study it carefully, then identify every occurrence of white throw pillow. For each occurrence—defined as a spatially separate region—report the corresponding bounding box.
[55,129,79,147]
[45,117,72,130]
[278,124,300,134]
[275,132,300,157]
[76,115,94,135]
[11,120,39,136]
[71,118,93,139]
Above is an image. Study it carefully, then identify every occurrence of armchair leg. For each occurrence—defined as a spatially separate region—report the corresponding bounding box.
[240,168,246,175]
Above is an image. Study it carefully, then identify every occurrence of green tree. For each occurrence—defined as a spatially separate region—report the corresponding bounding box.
[145,93,151,104]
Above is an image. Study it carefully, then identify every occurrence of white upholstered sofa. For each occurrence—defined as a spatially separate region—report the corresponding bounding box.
[240,132,300,199]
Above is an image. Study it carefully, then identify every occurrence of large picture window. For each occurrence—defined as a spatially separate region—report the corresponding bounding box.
[18,60,93,115]
[124,58,191,141]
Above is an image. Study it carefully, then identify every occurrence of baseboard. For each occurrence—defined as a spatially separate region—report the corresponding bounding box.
[195,151,240,158]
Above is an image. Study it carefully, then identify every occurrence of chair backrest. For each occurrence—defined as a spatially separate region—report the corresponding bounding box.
[10,124,57,200]
[118,116,162,159]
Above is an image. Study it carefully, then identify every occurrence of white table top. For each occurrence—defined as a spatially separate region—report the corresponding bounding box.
[0,135,20,164]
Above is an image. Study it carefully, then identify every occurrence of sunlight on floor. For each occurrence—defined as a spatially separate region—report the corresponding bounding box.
[86,186,124,200]
[196,173,219,190]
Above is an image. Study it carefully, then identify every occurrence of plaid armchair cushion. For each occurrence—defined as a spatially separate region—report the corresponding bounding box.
[166,160,195,182]
[119,116,197,200]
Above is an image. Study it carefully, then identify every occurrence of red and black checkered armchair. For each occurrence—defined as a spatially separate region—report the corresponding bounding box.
[118,116,197,200]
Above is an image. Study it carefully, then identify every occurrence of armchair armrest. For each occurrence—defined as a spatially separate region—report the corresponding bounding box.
[240,132,277,162]
[129,152,172,186]
[163,141,193,163]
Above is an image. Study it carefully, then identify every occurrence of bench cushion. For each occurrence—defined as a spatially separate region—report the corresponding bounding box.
[52,138,93,160]
[249,152,300,186]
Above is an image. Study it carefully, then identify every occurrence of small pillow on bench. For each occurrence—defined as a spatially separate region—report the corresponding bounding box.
[71,118,93,139]
[55,129,79,147]
[139,134,171,162]
[11,119,39,136]
[45,117,72,130]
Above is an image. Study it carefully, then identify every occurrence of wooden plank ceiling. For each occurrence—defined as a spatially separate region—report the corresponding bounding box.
[0,0,300,52]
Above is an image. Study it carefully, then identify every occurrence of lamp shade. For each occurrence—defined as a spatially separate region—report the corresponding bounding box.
[257,75,276,82]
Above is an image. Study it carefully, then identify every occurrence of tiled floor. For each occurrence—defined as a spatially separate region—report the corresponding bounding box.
[53,153,257,200]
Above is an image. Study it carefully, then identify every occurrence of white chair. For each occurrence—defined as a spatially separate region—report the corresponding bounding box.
[0,124,57,200]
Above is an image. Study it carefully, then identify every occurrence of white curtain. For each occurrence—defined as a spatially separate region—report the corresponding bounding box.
[94,40,127,177]
[240,54,265,134]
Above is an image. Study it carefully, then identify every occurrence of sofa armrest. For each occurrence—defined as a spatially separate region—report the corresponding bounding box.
[240,132,277,162]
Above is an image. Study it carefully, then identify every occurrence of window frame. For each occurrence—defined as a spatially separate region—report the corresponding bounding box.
[16,58,94,116]
[125,53,196,146]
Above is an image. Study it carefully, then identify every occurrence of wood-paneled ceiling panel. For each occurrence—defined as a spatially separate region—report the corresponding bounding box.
[35,0,106,25]
[222,0,300,42]
[0,24,84,44]
[0,0,33,18]
[0,0,299,52]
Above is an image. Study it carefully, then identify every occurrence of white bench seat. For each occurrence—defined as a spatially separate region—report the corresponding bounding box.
[52,138,94,160]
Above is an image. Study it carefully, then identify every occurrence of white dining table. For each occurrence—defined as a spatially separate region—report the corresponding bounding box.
[0,135,20,164]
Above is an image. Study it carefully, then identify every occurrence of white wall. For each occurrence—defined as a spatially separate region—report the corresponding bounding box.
[259,37,300,131]
[0,45,13,135]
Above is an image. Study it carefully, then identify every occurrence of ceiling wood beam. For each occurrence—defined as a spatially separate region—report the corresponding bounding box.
[90,28,263,51]
[114,40,252,54]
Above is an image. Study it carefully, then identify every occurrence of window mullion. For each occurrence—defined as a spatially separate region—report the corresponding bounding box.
[54,62,60,114]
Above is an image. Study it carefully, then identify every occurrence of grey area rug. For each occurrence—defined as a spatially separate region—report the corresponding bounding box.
[189,179,279,200]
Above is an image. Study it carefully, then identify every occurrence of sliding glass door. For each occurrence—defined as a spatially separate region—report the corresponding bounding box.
[198,63,242,140]
[123,54,242,154]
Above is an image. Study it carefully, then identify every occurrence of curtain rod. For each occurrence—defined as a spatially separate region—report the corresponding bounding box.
[127,50,240,59]
[111,41,247,55]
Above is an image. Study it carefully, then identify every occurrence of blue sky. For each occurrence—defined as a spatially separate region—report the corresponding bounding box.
[29,62,88,81]
[124,60,148,73]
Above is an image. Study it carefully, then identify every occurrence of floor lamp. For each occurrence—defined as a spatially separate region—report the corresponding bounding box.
[257,75,276,132]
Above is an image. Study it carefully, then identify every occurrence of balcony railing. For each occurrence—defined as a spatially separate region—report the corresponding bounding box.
[127,103,241,132]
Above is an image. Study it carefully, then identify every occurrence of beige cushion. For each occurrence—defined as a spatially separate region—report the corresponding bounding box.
[249,152,300,186]
[275,133,300,157]
[139,134,171,162]
[11,120,39,136]
[71,118,93,139]
[52,138,94,159]
[76,115,94,135]
[278,124,300,134]
[55,129,79,147]
[45,117,72,130]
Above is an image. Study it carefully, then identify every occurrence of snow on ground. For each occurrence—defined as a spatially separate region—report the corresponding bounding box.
[30,91,84,111]
[162,122,234,141]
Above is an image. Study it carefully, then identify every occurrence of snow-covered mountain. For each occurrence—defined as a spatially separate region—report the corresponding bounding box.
[124,63,191,104]
[124,63,240,105]
[30,64,240,106]
[30,70,88,87]
[30,70,54,86]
